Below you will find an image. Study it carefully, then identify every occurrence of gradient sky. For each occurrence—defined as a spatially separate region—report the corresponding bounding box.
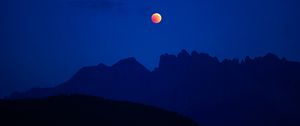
[0,0,300,96]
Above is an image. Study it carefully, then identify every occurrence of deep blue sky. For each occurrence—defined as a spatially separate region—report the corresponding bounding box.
[0,0,300,96]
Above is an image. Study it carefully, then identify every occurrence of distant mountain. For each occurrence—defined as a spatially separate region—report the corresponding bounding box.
[8,50,300,126]
[0,94,198,126]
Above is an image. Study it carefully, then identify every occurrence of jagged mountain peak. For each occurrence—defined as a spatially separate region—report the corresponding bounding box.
[112,57,139,67]
[97,63,109,67]
[177,49,191,59]
[263,53,280,60]
[112,57,150,73]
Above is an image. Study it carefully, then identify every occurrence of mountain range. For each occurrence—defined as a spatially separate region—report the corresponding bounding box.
[8,50,300,126]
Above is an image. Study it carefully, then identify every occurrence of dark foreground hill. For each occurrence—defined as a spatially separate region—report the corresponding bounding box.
[0,95,198,126]
[8,50,300,126]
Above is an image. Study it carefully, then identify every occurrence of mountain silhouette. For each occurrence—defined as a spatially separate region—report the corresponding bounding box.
[8,50,300,126]
[0,94,198,126]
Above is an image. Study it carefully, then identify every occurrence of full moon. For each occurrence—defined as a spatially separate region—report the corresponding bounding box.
[151,13,162,24]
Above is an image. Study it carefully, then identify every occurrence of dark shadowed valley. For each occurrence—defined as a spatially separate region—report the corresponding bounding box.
[0,94,197,126]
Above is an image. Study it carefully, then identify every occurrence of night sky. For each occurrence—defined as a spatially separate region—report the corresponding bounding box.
[0,0,300,96]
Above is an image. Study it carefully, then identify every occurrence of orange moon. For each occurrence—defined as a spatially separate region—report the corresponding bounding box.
[151,13,162,24]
